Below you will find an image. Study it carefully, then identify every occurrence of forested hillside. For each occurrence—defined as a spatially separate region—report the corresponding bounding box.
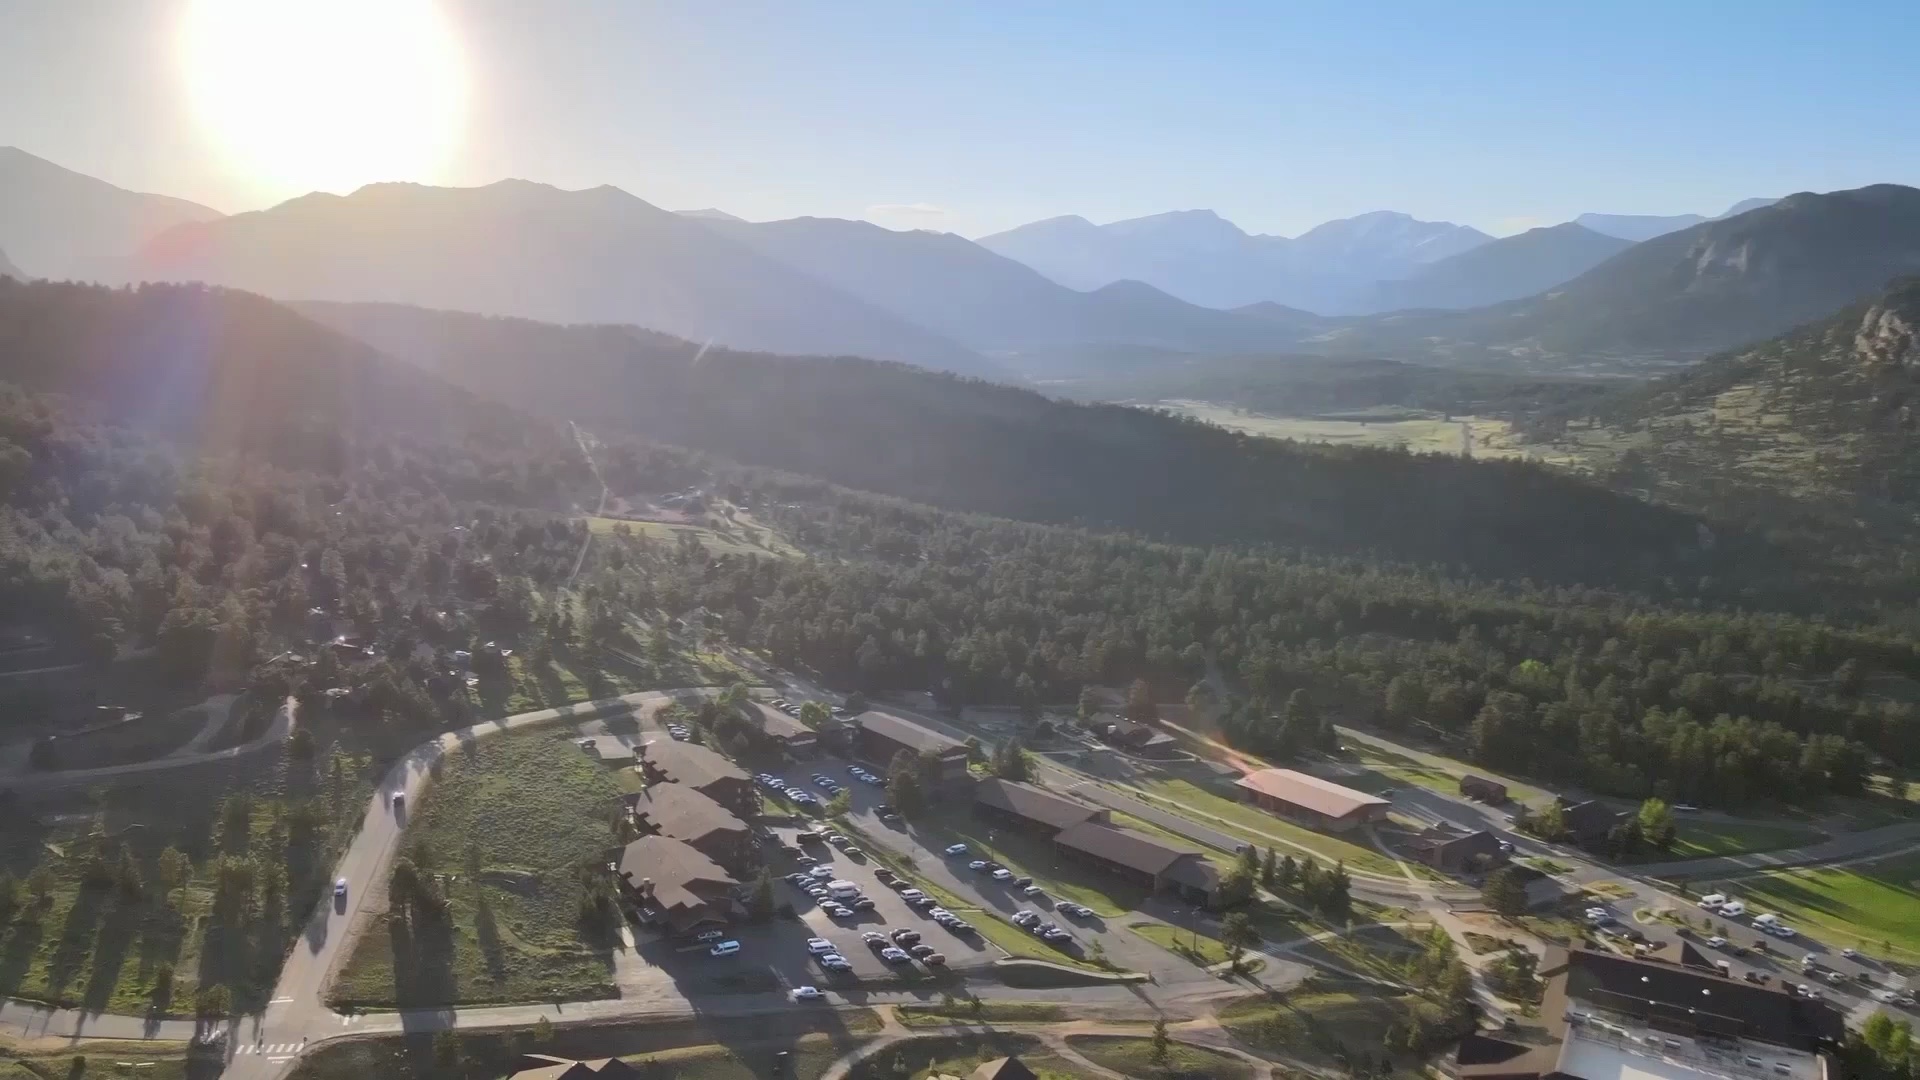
[301,300,1761,592]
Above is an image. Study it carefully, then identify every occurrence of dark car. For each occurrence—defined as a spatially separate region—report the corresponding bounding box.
[1013,876,1033,889]
[910,944,936,958]
[891,929,921,945]
[852,898,877,911]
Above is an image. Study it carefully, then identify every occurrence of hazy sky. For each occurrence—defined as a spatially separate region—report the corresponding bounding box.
[4,0,1917,238]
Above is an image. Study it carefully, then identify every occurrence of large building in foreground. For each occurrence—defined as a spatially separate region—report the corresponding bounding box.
[1233,768,1390,832]
[1453,946,1844,1080]
[850,710,972,789]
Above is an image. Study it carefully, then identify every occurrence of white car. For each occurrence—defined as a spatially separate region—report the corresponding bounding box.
[1842,947,1858,958]
[1705,936,1727,948]
[991,869,1014,881]
[944,843,969,856]
[789,986,823,1001]
[806,937,835,955]
[968,860,989,871]
[809,866,835,879]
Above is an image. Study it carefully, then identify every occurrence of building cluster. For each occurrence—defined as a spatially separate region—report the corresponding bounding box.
[1454,945,1845,1080]
[973,778,1220,905]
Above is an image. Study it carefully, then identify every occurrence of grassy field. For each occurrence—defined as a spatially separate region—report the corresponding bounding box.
[1338,733,1551,806]
[585,515,800,558]
[0,721,371,1016]
[1123,776,1407,877]
[1129,920,1226,963]
[1154,400,1531,461]
[1716,852,1920,961]
[1221,986,1425,1072]
[1066,1034,1256,1080]
[331,729,628,1007]
[290,1011,882,1080]
[846,1033,1074,1080]
[1620,818,1825,863]
[896,1001,1067,1027]
[0,1033,196,1080]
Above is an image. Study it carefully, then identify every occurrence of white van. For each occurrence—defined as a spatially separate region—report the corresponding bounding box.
[1752,913,1780,927]
[708,940,741,957]
[826,880,860,899]
[1697,893,1726,909]
[1719,900,1747,918]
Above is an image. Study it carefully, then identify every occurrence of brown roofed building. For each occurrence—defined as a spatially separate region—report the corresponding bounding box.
[1405,822,1508,875]
[1459,774,1509,803]
[745,702,818,754]
[851,711,971,790]
[1234,769,1389,833]
[969,1057,1039,1080]
[615,835,741,934]
[973,778,1110,836]
[509,1056,639,1080]
[634,739,756,817]
[1052,820,1220,906]
[624,782,752,866]
[1093,718,1177,755]
[1561,799,1627,847]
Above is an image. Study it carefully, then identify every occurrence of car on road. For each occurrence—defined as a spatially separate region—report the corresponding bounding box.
[820,954,851,972]
[852,898,877,911]
[1013,876,1033,889]
[968,859,989,871]
[947,921,975,935]
[391,791,404,809]
[824,904,854,919]
[809,865,836,879]
[873,867,897,883]
[1706,936,1727,949]
[1011,911,1040,927]
[789,986,823,1001]
[710,940,742,957]
[991,869,1014,881]
[1059,903,1094,918]
[1022,885,1046,899]
[1744,971,1771,984]
[334,877,349,899]
[1842,948,1859,959]
[880,947,912,964]
[806,937,835,954]
[944,843,969,856]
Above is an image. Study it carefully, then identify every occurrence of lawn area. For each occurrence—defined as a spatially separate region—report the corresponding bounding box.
[1122,776,1408,877]
[848,1033,1079,1080]
[1615,818,1825,864]
[1220,986,1426,1073]
[1066,1034,1256,1080]
[1338,732,1551,806]
[291,1011,881,1080]
[1129,921,1232,967]
[896,1001,1067,1027]
[1719,852,1920,962]
[0,1033,193,1080]
[331,729,628,1007]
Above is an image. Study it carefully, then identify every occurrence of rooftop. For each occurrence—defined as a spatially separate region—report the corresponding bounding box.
[853,710,966,756]
[973,778,1106,831]
[636,738,752,791]
[969,1057,1039,1080]
[509,1057,638,1080]
[1233,768,1389,819]
[746,701,815,742]
[579,734,638,762]
[626,782,747,845]
[616,835,738,923]
[1054,819,1201,875]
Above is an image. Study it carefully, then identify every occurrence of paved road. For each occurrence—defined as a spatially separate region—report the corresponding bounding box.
[3,696,296,792]
[220,690,688,1080]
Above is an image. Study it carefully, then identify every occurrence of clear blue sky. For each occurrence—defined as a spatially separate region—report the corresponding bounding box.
[4,0,1916,237]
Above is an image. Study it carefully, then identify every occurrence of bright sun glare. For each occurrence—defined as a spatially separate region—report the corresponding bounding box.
[180,0,465,197]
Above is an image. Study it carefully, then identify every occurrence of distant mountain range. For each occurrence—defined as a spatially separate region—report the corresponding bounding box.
[0,147,222,279]
[124,177,1004,379]
[1315,185,1920,369]
[1369,223,1635,311]
[975,208,1492,313]
[1576,197,1778,242]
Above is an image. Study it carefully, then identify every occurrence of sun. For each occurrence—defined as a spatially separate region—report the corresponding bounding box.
[179,0,466,198]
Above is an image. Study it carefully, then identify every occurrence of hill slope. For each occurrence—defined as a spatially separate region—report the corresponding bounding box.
[0,147,223,279]
[124,179,997,378]
[1324,185,1920,369]
[1370,223,1634,311]
[700,215,1328,361]
[0,277,558,473]
[1552,276,1920,511]
[0,247,18,279]
[301,299,1758,589]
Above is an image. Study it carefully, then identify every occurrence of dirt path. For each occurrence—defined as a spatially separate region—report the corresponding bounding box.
[566,421,609,588]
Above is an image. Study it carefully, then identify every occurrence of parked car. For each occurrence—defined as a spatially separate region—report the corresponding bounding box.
[880,947,912,964]
[910,944,937,958]
[944,843,969,856]
[1013,876,1033,889]
[968,860,989,871]
[710,941,742,957]
[891,929,921,945]
[861,931,888,946]
[991,869,1014,881]
[697,929,727,943]
[923,952,947,966]
[806,937,835,954]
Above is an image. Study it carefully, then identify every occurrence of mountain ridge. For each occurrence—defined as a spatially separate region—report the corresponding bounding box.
[1370,222,1635,311]
[124,177,1003,379]
[0,146,223,279]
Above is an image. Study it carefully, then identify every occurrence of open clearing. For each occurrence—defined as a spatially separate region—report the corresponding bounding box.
[1221,986,1427,1071]
[1067,1034,1256,1080]
[1619,817,1825,863]
[1153,399,1532,460]
[331,729,625,1007]
[585,514,799,558]
[1713,851,1920,961]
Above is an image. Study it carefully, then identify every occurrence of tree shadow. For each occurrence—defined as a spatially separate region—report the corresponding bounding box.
[474,894,508,979]
[0,911,47,996]
[45,884,108,1000]
[81,892,143,1010]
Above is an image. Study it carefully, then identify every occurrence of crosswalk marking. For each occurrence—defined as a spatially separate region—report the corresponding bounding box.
[235,1043,303,1055]
[340,1014,363,1026]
